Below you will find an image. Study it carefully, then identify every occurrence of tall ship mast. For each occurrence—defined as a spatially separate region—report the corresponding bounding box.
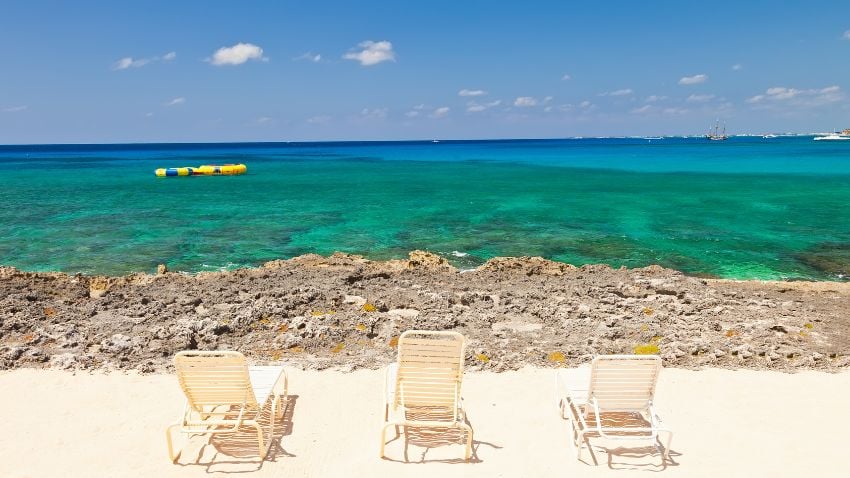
[706,119,728,141]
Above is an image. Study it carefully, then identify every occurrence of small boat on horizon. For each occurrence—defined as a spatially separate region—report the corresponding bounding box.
[813,133,849,141]
[706,120,728,141]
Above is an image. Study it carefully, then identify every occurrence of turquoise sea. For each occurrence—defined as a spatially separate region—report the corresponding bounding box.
[1,137,849,280]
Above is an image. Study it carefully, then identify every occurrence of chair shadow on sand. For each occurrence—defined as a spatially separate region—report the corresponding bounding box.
[381,408,501,464]
[175,394,299,474]
[571,411,681,471]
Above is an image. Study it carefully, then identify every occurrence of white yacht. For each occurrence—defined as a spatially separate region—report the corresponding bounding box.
[813,134,849,141]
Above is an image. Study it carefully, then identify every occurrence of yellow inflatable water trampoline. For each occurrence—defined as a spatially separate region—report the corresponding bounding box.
[154,163,247,177]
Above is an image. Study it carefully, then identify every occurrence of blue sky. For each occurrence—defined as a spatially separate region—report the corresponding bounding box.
[1,1,849,143]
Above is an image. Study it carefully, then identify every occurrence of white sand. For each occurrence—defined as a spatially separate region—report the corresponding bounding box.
[2,367,848,477]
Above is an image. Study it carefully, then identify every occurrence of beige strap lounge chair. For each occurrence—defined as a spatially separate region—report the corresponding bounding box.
[556,355,672,463]
[380,330,473,460]
[165,350,288,462]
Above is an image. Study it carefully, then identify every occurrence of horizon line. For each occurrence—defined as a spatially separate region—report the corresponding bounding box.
[0,132,833,148]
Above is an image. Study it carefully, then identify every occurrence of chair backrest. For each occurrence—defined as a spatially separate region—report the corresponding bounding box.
[174,351,258,409]
[587,355,661,411]
[394,330,466,410]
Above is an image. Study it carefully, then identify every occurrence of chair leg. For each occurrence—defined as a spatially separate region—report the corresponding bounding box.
[266,397,278,456]
[569,414,580,446]
[165,424,182,463]
[663,430,673,461]
[248,421,267,459]
[379,423,395,458]
[575,430,584,461]
[383,404,401,437]
[459,423,473,461]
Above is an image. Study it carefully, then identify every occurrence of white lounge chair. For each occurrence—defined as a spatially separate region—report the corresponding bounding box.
[556,355,672,463]
[380,330,473,460]
[166,350,288,462]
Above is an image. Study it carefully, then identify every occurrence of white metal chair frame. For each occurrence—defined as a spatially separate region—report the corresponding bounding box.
[380,330,473,460]
[558,355,672,462]
[166,351,288,462]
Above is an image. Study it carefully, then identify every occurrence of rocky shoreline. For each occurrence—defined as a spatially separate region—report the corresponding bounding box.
[2,251,849,373]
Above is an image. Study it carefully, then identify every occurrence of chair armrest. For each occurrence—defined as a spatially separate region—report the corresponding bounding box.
[384,363,398,406]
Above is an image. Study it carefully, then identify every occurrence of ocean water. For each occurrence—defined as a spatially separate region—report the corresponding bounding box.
[1,137,849,280]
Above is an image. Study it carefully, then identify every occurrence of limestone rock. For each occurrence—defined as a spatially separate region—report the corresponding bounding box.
[406,250,455,270]
[387,308,420,319]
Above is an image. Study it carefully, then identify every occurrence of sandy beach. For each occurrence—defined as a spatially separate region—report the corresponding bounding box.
[3,254,849,476]
[2,367,848,477]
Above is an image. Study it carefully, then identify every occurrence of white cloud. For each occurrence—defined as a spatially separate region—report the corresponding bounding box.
[430,106,450,118]
[663,107,688,115]
[543,96,553,103]
[307,115,332,124]
[645,95,667,102]
[769,89,794,100]
[255,116,274,125]
[514,96,538,107]
[746,85,844,106]
[458,89,487,97]
[112,57,149,70]
[112,51,176,70]
[543,106,553,112]
[599,88,633,97]
[749,87,798,102]
[766,87,798,99]
[631,104,688,115]
[360,108,388,120]
[687,94,716,103]
[579,100,592,108]
[209,43,267,66]
[144,112,154,117]
[343,40,395,66]
[166,97,185,106]
[295,52,322,62]
[403,104,430,117]
[732,63,743,71]
[561,74,571,81]
[843,30,850,40]
[466,100,501,113]
[679,74,708,85]
[2,105,27,112]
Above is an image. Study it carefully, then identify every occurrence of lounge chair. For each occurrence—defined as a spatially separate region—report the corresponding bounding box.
[165,350,288,462]
[380,330,473,460]
[556,354,672,462]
